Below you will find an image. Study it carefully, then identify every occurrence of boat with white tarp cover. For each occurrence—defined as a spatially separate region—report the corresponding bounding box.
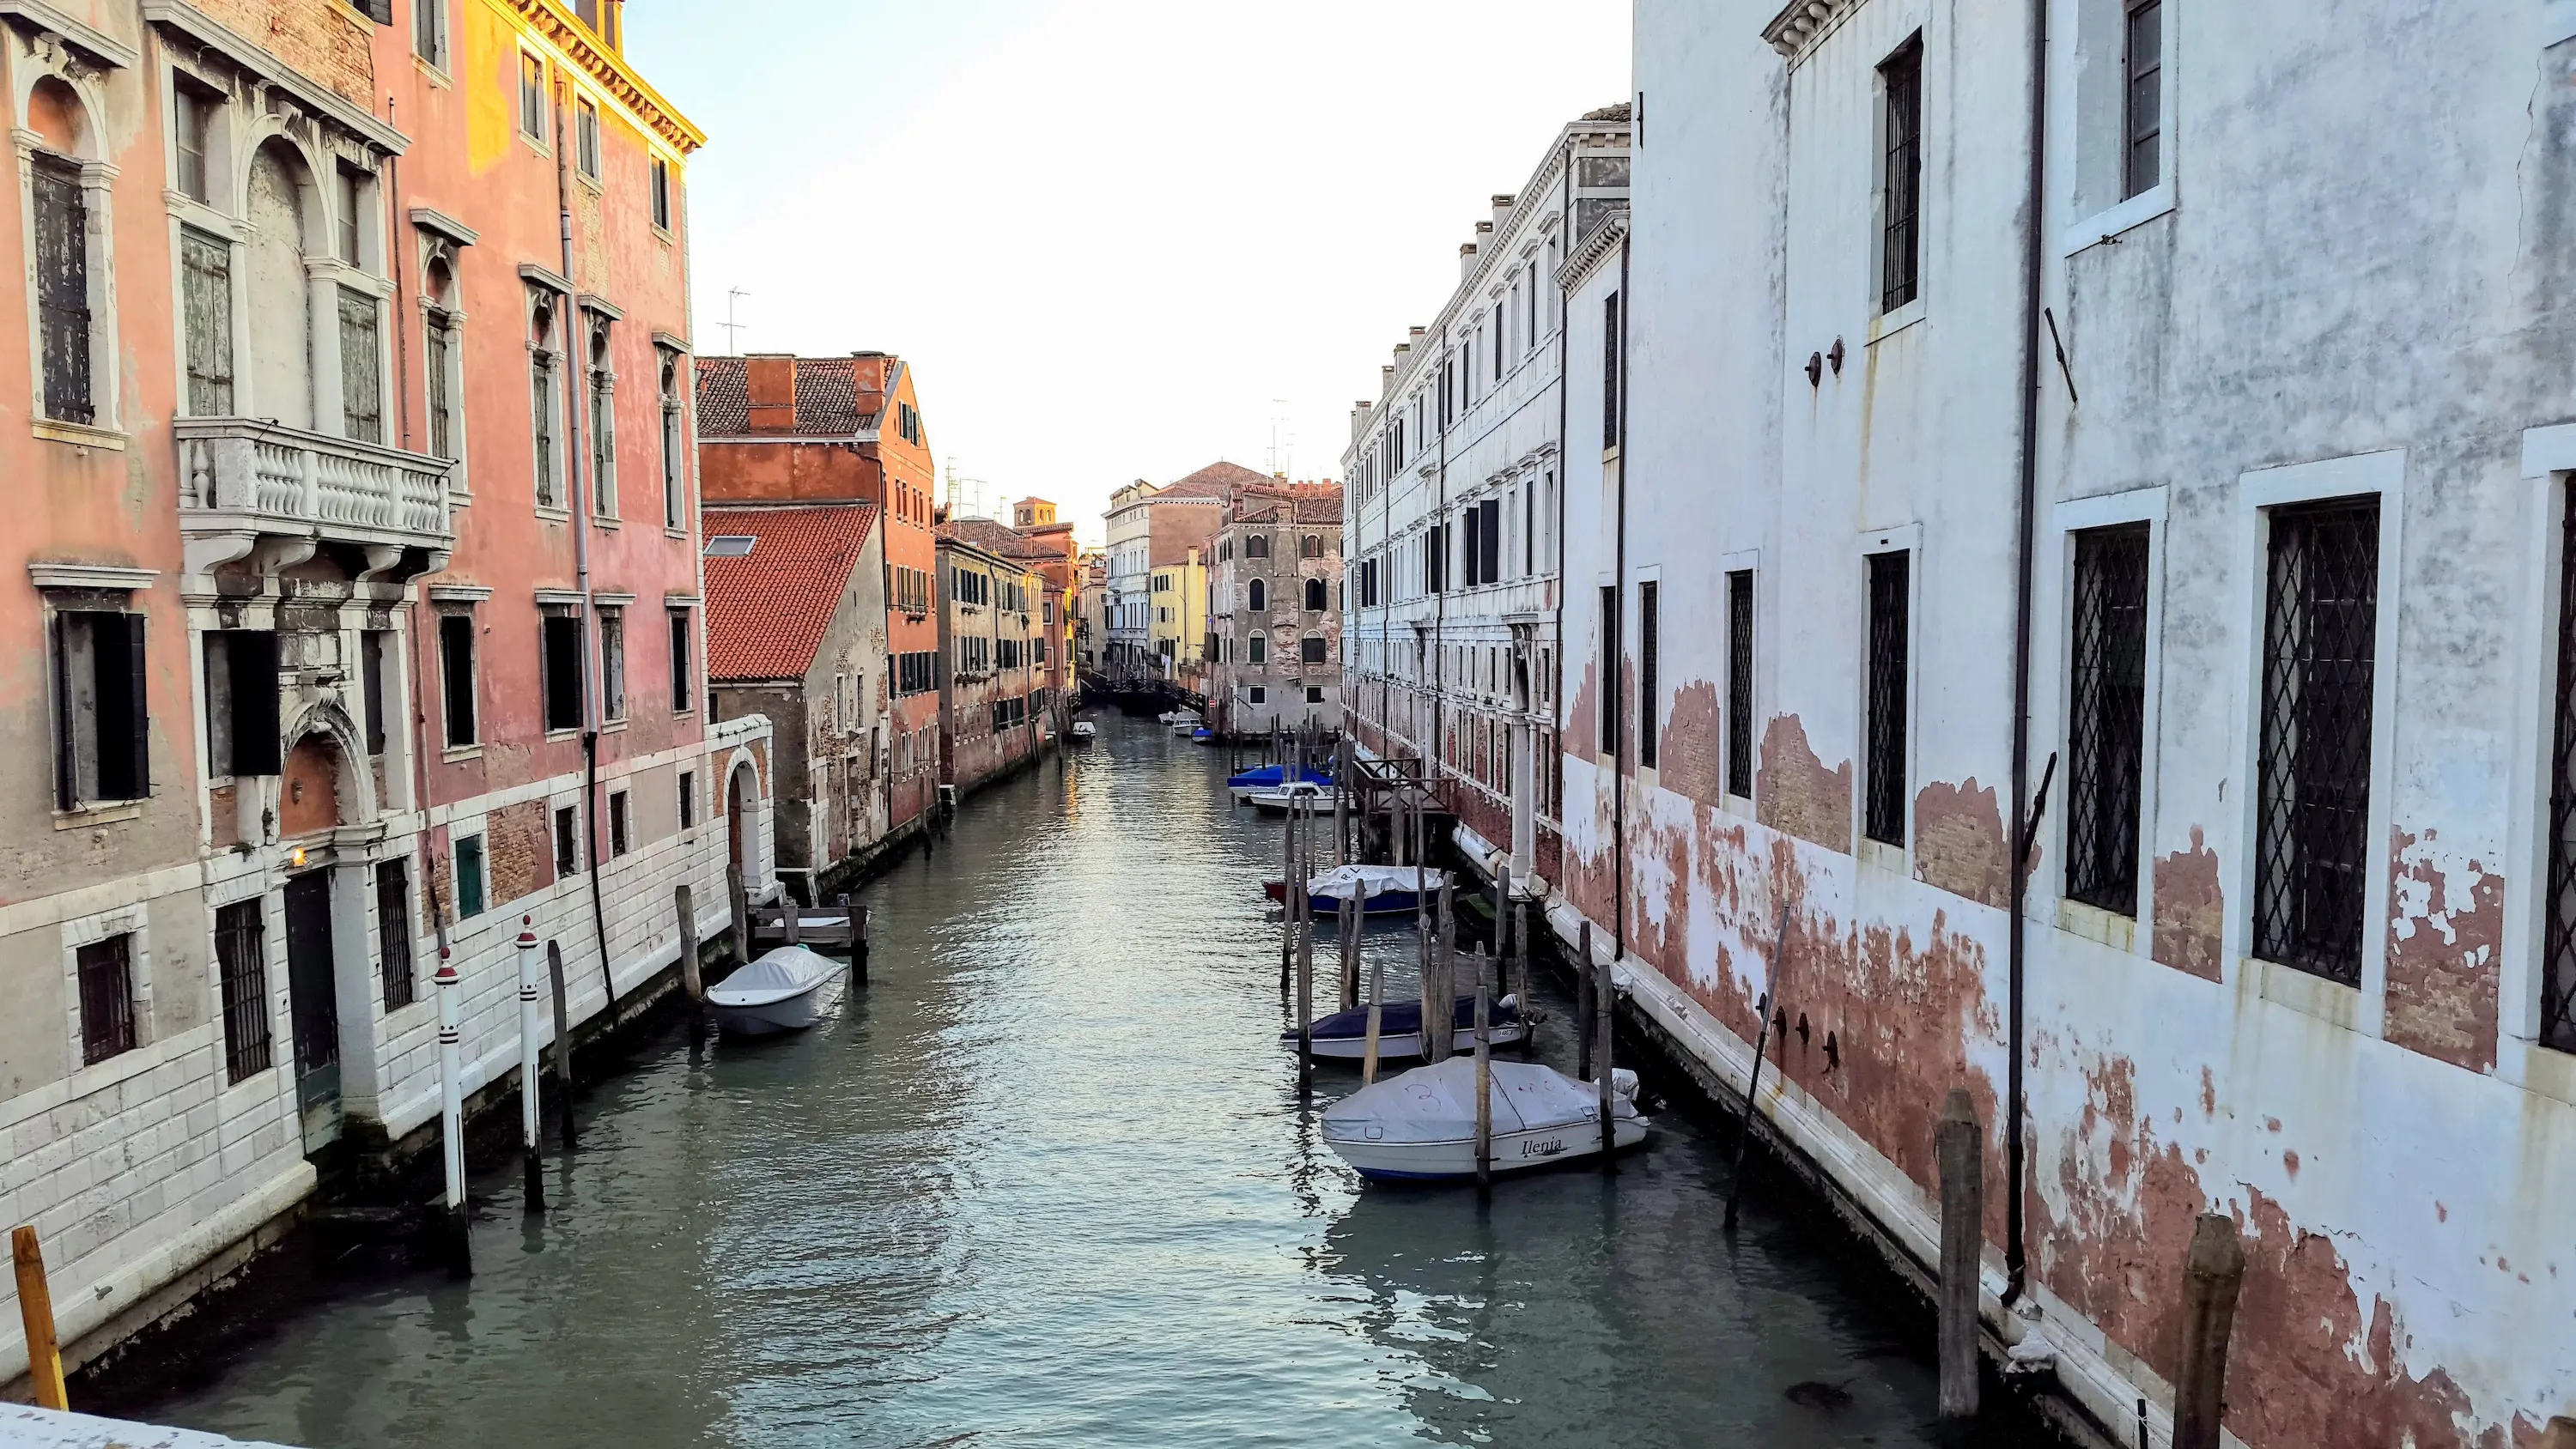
[705,944,848,1035]
[1321,1058,1647,1180]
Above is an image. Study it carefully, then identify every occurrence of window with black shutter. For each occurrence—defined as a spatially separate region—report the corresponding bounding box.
[2067,525,2151,913]
[1302,636,1327,664]
[1599,585,1619,759]
[361,629,390,755]
[1880,36,1924,314]
[440,612,477,746]
[1727,569,1755,799]
[33,155,93,425]
[670,609,693,711]
[1462,507,1482,586]
[2255,499,2379,985]
[1601,292,1620,450]
[1304,578,1327,611]
[216,899,270,1081]
[2543,485,2576,1052]
[204,628,281,778]
[543,612,585,731]
[77,933,136,1065]
[1639,580,1660,768]
[1864,551,1911,846]
[610,791,629,857]
[555,804,580,876]
[376,860,415,1010]
[54,610,149,809]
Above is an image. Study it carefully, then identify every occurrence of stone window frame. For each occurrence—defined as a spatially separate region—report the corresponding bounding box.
[2044,487,2168,955]
[2222,450,2407,1039]
[412,210,477,496]
[57,901,155,1089]
[580,294,623,524]
[2501,426,2576,1079]
[12,32,125,447]
[525,275,569,515]
[2057,0,2179,257]
[654,334,689,535]
[1848,522,1923,871]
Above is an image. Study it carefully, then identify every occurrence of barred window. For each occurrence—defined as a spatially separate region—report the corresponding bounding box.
[376,860,415,1011]
[1727,569,1755,799]
[1599,585,1619,759]
[1879,36,1924,314]
[2539,482,2576,1051]
[1638,580,1660,769]
[2253,499,2379,985]
[76,932,136,1065]
[2066,525,2151,912]
[1864,551,1911,846]
[216,899,270,1081]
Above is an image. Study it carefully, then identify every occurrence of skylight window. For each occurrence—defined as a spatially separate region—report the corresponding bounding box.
[705,536,756,557]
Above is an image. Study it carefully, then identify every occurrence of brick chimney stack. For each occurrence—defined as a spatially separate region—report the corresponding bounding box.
[745,354,795,433]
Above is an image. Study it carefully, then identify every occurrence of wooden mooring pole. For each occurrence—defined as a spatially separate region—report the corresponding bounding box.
[11,1225,68,1410]
[1473,946,1492,1191]
[842,894,867,984]
[1595,948,1615,1173]
[1724,906,1794,1229]
[1279,795,1297,990]
[675,883,701,1008]
[1577,919,1595,1081]
[1296,864,1315,1096]
[727,864,750,966]
[514,920,546,1216]
[2172,1213,2246,1449]
[1936,1087,1984,1419]
[1338,892,1358,1012]
[546,940,577,1151]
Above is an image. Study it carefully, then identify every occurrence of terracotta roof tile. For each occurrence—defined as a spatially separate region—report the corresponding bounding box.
[695,356,883,439]
[1155,460,1273,500]
[936,515,1056,560]
[702,506,878,681]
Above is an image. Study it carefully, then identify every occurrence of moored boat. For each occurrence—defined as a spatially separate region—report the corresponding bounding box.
[1247,781,1338,814]
[1279,993,1524,1060]
[1321,1058,1648,1180]
[1263,864,1444,917]
[705,945,848,1035]
[1227,762,1334,802]
[1070,718,1097,742]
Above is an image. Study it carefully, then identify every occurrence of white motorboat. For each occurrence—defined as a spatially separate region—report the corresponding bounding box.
[1281,992,1525,1059]
[1167,712,1203,735]
[705,944,848,1035]
[1246,781,1339,814]
[1070,719,1097,742]
[1321,1058,1648,1180]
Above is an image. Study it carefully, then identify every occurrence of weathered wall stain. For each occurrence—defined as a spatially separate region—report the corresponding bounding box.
[1755,714,1852,853]
[2384,827,2502,1074]
[1661,680,1724,804]
[2028,1047,2208,1382]
[1912,777,2009,909]
[1570,662,1599,761]
[2151,827,2224,981]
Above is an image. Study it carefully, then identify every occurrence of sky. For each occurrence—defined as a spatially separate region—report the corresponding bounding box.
[623,0,1631,549]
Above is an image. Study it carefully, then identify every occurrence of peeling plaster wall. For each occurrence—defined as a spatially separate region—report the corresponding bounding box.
[1549,3,2576,1445]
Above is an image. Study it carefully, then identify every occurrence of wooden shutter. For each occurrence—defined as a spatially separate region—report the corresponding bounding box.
[228,629,282,776]
[52,613,76,809]
[32,159,92,424]
[124,612,149,797]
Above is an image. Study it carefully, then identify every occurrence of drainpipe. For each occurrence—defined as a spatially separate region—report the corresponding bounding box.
[2000,0,2050,1307]
[1611,229,1631,961]
[556,83,617,1014]
[386,98,411,452]
[1549,137,1573,899]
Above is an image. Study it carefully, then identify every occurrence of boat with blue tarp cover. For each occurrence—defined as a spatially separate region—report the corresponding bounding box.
[1262,864,1445,917]
[1227,762,1334,801]
[1280,992,1525,1060]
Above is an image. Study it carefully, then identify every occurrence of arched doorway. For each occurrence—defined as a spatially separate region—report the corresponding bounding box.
[726,761,750,873]
[246,139,313,429]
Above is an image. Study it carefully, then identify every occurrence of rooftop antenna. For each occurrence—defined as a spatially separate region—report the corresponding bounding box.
[719,288,750,353]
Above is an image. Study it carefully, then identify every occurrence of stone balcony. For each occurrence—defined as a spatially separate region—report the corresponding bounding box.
[175,418,455,591]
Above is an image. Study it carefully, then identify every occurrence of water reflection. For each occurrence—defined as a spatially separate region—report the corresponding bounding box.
[133,715,2038,1449]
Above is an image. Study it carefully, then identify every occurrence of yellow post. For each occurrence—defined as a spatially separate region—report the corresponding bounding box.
[11,1224,69,1410]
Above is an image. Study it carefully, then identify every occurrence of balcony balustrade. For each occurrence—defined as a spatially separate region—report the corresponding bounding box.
[176,417,455,590]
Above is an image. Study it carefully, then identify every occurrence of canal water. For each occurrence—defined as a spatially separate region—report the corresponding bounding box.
[129,715,2050,1449]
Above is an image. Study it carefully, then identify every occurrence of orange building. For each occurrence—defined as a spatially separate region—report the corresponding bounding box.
[1010,497,1079,723]
[0,0,765,1377]
[697,352,943,837]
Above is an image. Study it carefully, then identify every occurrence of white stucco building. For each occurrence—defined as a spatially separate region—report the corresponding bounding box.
[1341,106,1631,888]
[1541,3,2576,1446]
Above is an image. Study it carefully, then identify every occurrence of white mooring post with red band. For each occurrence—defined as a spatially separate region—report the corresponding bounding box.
[516,919,546,1215]
[434,946,471,1277]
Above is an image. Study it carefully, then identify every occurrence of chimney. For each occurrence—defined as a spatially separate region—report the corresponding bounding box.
[1492,193,1516,232]
[745,353,796,433]
[1460,239,1480,281]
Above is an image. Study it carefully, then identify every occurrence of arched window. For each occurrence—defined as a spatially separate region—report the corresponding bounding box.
[1246,535,1270,560]
[27,76,114,429]
[423,251,461,464]
[1304,578,1327,612]
[659,349,685,530]
[1248,579,1267,612]
[1302,535,1323,559]
[587,318,617,517]
[529,291,561,508]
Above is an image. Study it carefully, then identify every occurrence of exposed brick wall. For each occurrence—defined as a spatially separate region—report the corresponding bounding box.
[189,0,376,109]
[486,799,551,907]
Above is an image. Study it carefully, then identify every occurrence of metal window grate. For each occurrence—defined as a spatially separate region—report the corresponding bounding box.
[1600,585,1619,758]
[1728,569,1755,798]
[77,934,135,1065]
[377,861,415,1011]
[1865,551,1911,846]
[2254,499,2379,985]
[1638,581,1659,768]
[2067,526,2151,912]
[2540,487,2576,1051]
[1879,39,1923,314]
[217,898,272,1082]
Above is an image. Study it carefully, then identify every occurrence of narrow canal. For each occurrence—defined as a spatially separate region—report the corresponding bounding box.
[128,715,2048,1448]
